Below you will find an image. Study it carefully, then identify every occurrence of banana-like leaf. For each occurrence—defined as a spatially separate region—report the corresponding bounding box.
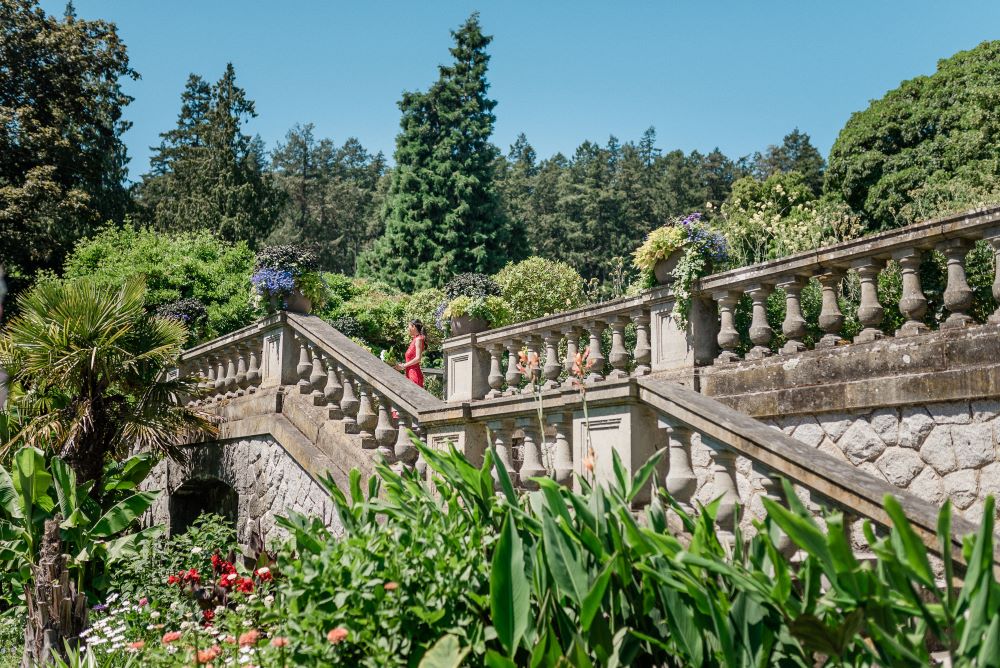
[91,491,158,537]
[418,634,469,668]
[491,513,530,656]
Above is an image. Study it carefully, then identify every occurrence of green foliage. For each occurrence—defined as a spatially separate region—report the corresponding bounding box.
[495,257,586,324]
[444,273,502,301]
[62,225,256,342]
[750,128,826,195]
[134,66,284,246]
[443,295,512,328]
[826,40,1000,230]
[631,225,686,273]
[404,288,447,353]
[316,276,409,357]
[358,13,526,291]
[0,0,136,282]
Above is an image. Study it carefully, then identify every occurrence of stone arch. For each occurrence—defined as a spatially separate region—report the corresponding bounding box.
[167,476,238,536]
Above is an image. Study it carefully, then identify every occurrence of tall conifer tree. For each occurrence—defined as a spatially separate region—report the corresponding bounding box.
[359,13,523,291]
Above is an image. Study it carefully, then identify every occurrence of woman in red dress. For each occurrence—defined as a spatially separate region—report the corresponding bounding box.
[395,320,426,388]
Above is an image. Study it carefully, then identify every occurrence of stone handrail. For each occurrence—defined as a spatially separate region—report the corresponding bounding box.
[177,311,442,463]
[694,205,1000,362]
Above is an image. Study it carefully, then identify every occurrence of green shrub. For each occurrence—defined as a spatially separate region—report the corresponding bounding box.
[442,295,512,328]
[403,288,447,354]
[495,256,586,323]
[63,225,256,342]
[317,277,408,356]
[444,273,502,300]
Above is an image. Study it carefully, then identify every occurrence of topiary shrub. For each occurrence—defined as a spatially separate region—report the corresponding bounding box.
[494,256,586,323]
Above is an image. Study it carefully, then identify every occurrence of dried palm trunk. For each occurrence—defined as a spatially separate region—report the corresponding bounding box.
[22,516,87,667]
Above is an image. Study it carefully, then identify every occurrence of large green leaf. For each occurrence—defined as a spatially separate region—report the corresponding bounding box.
[541,512,588,605]
[102,452,156,492]
[49,456,79,521]
[0,464,21,519]
[12,447,53,517]
[491,514,530,656]
[91,491,158,537]
[580,558,615,632]
[419,634,469,668]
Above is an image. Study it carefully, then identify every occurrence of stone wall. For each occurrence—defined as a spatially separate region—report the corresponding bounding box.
[144,435,340,546]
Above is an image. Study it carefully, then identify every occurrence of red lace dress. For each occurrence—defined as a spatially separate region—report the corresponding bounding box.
[404,335,425,388]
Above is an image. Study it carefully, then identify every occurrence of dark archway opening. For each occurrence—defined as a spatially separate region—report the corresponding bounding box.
[168,478,238,536]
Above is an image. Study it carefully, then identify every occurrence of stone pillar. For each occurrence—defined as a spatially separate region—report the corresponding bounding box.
[585,322,606,383]
[374,393,396,462]
[339,369,359,434]
[815,270,845,348]
[517,416,546,486]
[852,259,885,344]
[443,335,492,402]
[223,350,237,399]
[754,462,795,557]
[309,347,327,405]
[521,336,542,394]
[234,345,248,396]
[632,310,652,376]
[777,277,808,354]
[745,283,773,360]
[662,422,697,513]
[323,359,343,419]
[295,336,312,394]
[542,332,562,389]
[713,290,741,364]
[486,418,516,487]
[990,230,1000,325]
[893,248,929,337]
[213,355,226,402]
[356,384,377,448]
[550,412,574,486]
[607,316,630,378]
[562,327,581,387]
[486,344,505,398]
[504,339,523,396]
[245,339,261,393]
[707,442,740,537]
[394,411,418,467]
[939,238,975,329]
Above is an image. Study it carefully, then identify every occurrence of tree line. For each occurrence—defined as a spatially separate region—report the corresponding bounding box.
[3,1,998,297]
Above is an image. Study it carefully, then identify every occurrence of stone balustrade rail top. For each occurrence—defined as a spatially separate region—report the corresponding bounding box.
[697,204,1000,293]
[449,285,672,349]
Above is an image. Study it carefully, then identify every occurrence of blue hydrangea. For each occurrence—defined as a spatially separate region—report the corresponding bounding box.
[680,211,729,264]
[251,268,296,296]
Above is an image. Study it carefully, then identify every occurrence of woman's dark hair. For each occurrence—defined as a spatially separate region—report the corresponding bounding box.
[410,319,425,336]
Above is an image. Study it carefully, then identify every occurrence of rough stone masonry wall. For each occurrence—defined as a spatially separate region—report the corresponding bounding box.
[144,436,341,546]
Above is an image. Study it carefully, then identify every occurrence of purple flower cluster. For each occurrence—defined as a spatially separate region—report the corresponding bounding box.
[251,268,296,296]
[680,211,729,263]
[434,301,448,332]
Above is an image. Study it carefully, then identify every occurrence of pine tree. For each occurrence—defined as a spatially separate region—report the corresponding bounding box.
[135,64,282,246]
[752,128,825,195]
[359,13,523,291]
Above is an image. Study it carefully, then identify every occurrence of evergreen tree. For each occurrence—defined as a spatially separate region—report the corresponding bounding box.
[752,128,825,195]
[359,13,523,291]
[135,64,282,246]
[0,0,135,284]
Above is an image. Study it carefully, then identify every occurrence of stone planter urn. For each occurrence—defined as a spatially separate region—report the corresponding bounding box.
[284,288,312,314]
[450,314,489,336]
[653,249,684,285]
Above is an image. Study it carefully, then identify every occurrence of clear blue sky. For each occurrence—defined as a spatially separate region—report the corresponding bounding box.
[43,1,1000,181]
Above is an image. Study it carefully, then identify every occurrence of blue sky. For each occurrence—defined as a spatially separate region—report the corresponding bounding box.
[45,1,1000,181]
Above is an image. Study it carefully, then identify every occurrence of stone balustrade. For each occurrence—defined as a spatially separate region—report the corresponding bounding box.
[696,205,1000,364]
[177,312,439,467]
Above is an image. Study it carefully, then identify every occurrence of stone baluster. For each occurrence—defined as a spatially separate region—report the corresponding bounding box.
[245,339,261,393]
[394,410,418,467]
[213,355,226,401]
[939,238,975,329]
[754,463,795,557]
[339,368,359,433]
[713,290,741,364]
[203,357,216,403]
[632,310,652,376]
[504,339,523,396]
[893,248,930,337]
[374,393,397,462]
[487,419,516,487]
[562,327,581,387]
[607,316,630,378]
[193,359,210,404]
[815,270,845,348]
[662,423,697,514]
[777,277,808,354]
[745,284,773,360]
[521,336,542,394]
[324,359,343,419]
[295,335,312,393]
[990,230,1000,324]
[356,383,378,448]
[486,344,505,398]
[550,412,573,486]
[516,416,546,487]
[585,321,606,382]
[541,332,562,390]
[309,346,327,405]
[223,349,238,398]
[707,442,740,537]
[234,345,248,396]
[852,259,885,343]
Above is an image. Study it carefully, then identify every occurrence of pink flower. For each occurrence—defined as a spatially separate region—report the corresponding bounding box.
[327,627,348,644]
[270,636,289,648]
[384,581,398,591]
[239,629,260,647]
[161,631,182,644]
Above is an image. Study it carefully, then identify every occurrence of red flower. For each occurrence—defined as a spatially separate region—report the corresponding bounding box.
[138,597,148,606]
[211,553,222,572]
[183,568,201,584]
[270,636,289,648]
[254,567,273,582]
[161,631,182,644]
[167,575,179,585]
[327,627,348,644]
[202,609,215,622]
[236,577,254,594]
[238,629,260,647]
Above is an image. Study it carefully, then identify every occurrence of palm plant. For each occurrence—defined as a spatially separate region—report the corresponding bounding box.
[0,276,215,489]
